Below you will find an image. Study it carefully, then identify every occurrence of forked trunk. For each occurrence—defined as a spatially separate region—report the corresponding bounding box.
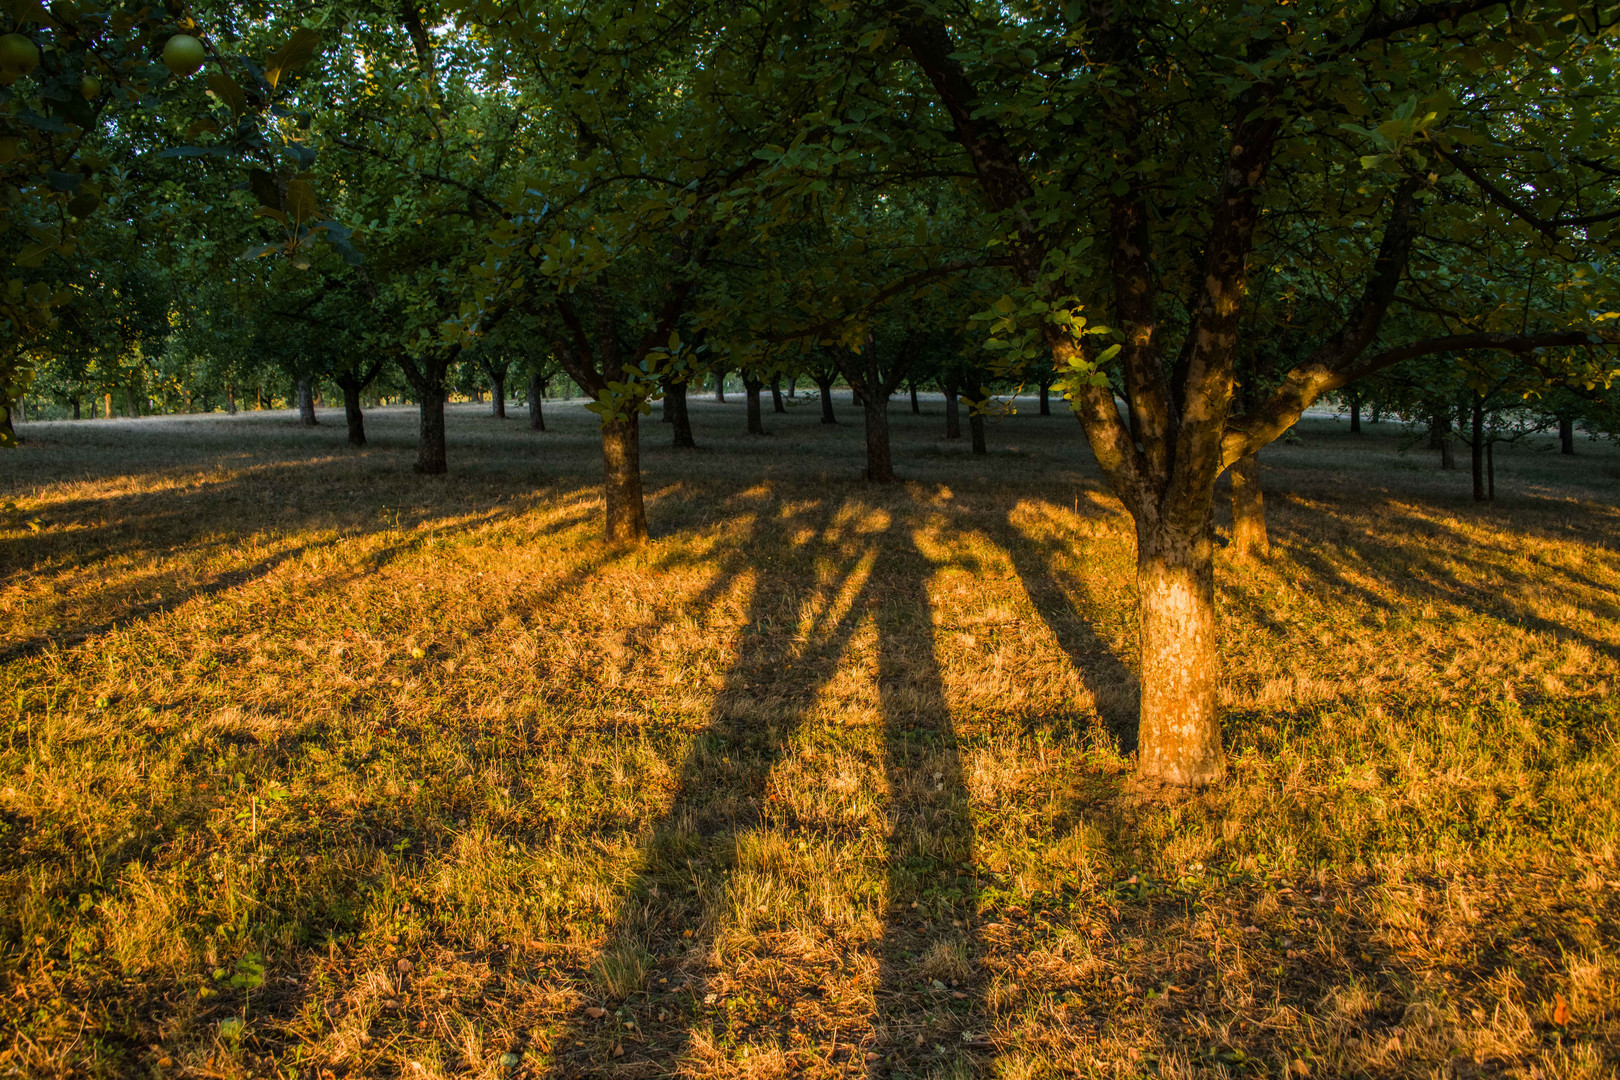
[601,414,648,544]
[1229,452,1268,558]
[668,380,696,448]
[342,382,366,447]
[816,376,836,424]
[863,390,895,483]
[771,376,786,414]
[491,372,506,418]
[528,372,546,431]
[1560,416,1574,455]
[944,385,961,439]
[744,376,766,435]
[1136,525,1225,786]
[297,377,318,425]
[415,389,447,475]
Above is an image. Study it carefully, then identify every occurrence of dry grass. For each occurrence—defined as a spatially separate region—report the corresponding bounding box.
[0,395,1617,1079]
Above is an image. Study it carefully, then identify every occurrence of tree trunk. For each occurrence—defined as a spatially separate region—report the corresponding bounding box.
[1559,415,1575,454]
[713,370,726,403]
[297,377,318,425]
[0,404,12,444]
[744,375,766,435]
[863,386,895,483]
[771,376,786,414]
[909,380,920,414]
[601,414,648,544]
[816,375,836,424]
[1136,528,1226,786]
[666,380,695,448]
[105,392,113,418]
[528,372,546,431]
[71,397,81,420]
[1487,440,1495,500]
[226,383,237,415]
[851,384,864,407]
[1349,390,1361,433]
[1039,381,1052,416]
[969,407,987,455]
[1471,393,1485,502]
[342,381,366,447]
[415,388,447,474]
[944,384,961,439]
[788,376,797,398]
[1229,453,1268,558]
[491,372,506,418]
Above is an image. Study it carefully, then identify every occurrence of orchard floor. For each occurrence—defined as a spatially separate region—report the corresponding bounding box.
[1,395,1618,1080]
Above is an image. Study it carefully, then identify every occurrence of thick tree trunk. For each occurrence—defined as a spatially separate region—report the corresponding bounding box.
[744,376,766,435]
[909,380,920,414]
[1136,529,1226,786]
[528,372,546,431]
[297,377,318,425]
[415,388,447,475]
[944,384,961,439]
[342,381,366,447]
[816,376,836,424]
[667,380,696,448]
[601,415,648,543]
[127,386,140,418]
[713,370,726,403]
[491,372,506,418]
[969,408,987,454]
[771,376,786,414]
[1229,453,1268,558]
[863,389,895,483]
[1471,394,1486,502]
[1559,415,1575,455]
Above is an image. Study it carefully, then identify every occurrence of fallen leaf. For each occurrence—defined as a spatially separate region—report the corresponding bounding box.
[585,1006,607,1019]
[1553,994,1570,1026]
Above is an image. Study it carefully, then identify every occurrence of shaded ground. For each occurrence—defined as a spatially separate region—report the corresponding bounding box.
[0,395,1617,1079]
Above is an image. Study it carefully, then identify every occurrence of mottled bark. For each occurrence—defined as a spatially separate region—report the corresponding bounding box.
[1136,527,1225,785]
[1229,452,1268,558]
[601,415,648,543]
[297,377,318,425]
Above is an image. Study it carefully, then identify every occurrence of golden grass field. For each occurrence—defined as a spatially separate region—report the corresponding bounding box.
[1,394,1617,1080]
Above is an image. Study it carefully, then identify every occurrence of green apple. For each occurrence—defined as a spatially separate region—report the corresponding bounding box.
[80,73,102,99]
[162,34,206,77]
[0,33,40,77]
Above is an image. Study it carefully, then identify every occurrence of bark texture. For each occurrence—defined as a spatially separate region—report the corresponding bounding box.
[297,377,318,425]
[863,391,894,482]
[415,389,447,474]
[667,380,695,448]
[601,416,648,543]
[1229,453,1268,558]
[816,375,837,424]
[528,373,546,431]
[1136,538,1226,785]
[744,375,766,435]
[490,372,506,418]
[341,381,367,447]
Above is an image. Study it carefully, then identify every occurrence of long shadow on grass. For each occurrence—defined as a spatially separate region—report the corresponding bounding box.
[539,493,883,1076]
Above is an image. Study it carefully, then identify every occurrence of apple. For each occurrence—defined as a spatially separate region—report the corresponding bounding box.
[162,34,206,77]
[0,33,40,78]
[80,73,101,99]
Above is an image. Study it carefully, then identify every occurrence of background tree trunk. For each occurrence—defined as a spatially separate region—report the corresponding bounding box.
[1038,379,1052,416]
[1560,415,1575,454]
[415,388,447,474]
[226,383,237,415]
[71,397,81,420]
[944,383,961,439]
[788,376,797,398]
[528,372,546,431]
[490,372,506,418]
[667,380,695,448]
[601,414,648,543]
[816,375,836,424]
[771,376,786,414]
[744,375,766,435]
[909,380,920,414]
[1471,394,1486,502]
[1136,527,1226,785]
[1229,453,1268,558]
[863,386,894,482]
[297,377,318,425]
[713,370,726,403]
[342,382,367,447]
[969,404,987,454]
[1349,389,1361,433]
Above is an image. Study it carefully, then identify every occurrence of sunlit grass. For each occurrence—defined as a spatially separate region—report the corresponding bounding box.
[1,399,1616,1078]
